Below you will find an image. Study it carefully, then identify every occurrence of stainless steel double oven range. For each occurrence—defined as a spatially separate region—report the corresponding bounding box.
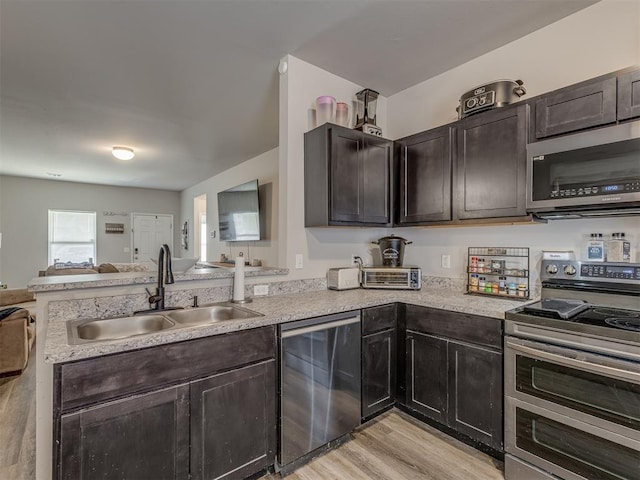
[505,260,640,480]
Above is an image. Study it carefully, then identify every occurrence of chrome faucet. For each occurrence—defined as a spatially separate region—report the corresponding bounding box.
[146,244,174,311]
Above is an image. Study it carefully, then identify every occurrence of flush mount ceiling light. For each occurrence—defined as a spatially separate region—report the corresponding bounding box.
[112,146,135,161]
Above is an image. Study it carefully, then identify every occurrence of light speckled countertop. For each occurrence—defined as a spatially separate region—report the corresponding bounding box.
[29,266,288,292]
[45,287,526,364]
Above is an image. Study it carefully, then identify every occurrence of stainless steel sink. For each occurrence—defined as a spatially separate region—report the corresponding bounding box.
[67,303,262,345]
[68,314,175,344]
[166,303,262,325]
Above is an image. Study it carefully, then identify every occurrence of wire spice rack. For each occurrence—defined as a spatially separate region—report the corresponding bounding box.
[467,247,530,300]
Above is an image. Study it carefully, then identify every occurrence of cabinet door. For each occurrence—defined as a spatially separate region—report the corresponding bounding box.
[455,104,527,220]
[618,69,640,121]
[190,360,276,480]
[362,328,396,418]
[398,126,452,224]
[405,330,448,424]
[330,128,362,223]
[59,384,189,480]
[535,77,617,139]
[361,135,392,224]
[449,342,503,450]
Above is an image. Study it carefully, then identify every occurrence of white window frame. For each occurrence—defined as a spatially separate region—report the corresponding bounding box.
[48,209,97,265]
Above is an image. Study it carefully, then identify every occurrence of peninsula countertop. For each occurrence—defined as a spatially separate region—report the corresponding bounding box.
[28,265,289,293]
[45,287,527,364]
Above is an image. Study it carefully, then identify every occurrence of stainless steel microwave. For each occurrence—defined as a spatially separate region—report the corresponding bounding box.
[526,121,640,219]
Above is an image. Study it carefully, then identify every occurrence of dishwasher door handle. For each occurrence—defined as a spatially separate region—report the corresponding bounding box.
[281,316,360,338]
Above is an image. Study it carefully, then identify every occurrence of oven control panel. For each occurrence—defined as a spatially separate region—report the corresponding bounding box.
[541,260,640,283]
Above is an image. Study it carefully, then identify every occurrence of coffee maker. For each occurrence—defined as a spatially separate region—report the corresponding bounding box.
[354,88,382,137]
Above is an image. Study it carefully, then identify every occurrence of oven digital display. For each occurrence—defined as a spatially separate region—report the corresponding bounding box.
[606,266,634,275]
[602,184,622,192]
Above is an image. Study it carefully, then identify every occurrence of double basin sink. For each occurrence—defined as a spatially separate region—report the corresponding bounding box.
[67,302,263,345]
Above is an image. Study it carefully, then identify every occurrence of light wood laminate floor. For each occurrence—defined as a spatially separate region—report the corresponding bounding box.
[266,409,504,480]
[0,344,36,480]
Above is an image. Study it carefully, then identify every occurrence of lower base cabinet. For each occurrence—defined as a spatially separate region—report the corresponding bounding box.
[60,384,190,480]
[191,361,276,480]
[361,304,397,419]
[404,306,503,451]
[405,332,448,425]
[448,342,502,449]
[55,327,276,480]
[362,328,396,418]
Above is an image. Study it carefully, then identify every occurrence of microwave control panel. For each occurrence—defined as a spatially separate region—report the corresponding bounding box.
[548,180,640,198]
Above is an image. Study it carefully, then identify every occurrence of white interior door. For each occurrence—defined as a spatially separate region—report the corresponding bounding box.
[131,213,173,269]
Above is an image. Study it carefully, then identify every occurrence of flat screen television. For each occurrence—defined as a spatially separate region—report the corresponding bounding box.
[217,179,261,242]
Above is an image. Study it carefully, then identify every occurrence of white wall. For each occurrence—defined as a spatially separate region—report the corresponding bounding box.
[180,148,279,267]
[383,0,640,282]
[0,175,181,288]
[278,1,640,283]
[387,0,640,138]
[278,55,391,279]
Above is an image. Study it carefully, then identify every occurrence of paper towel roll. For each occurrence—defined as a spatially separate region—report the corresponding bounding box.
[233,255,245,302]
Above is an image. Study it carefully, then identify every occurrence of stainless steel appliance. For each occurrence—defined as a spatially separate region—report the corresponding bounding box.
[527,121,640,219]
[326,267,360,291]
[457,79,526,119]
[504,260,640,480]
[278,312,361,473]
[361,266,421,290]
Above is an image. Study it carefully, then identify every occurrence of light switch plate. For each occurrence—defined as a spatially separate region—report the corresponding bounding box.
[295,254,304,269]
[441,254,451,269]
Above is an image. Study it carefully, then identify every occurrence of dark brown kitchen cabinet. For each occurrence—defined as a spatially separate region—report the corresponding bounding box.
[404,305,503,451]
[448,342,502,450]
[405,331,448,425]
[191,361,276,480]
[534,76,617,139]
[454,104,528,220]
[54,327,276,480]
[362,329,397,419]
[59,384,190,480]
[396,125,453,224]
[618,69,640,121]
[362,304,397,419]
[305,123,393,227]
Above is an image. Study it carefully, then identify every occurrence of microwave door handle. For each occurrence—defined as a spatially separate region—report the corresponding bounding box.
[506,339,640,383]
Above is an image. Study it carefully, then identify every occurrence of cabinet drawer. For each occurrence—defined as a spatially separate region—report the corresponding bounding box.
[60,326,275,412]
[405,305,502,350]
[362,304,397,334]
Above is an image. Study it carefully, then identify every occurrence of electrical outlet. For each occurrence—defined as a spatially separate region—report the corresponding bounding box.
[441,254,451,269]
[253,284,269,296]
[351,254,358,265]
[295,254,304,269]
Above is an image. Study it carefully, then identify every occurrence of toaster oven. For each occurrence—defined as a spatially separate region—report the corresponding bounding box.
[361,266,422,290]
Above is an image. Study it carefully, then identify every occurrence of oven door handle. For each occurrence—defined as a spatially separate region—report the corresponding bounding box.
[506,339,640,384]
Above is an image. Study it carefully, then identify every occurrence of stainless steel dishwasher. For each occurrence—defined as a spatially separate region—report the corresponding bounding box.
[278,311,361,471]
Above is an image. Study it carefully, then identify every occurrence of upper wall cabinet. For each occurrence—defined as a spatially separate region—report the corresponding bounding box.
[395,125,453,224]
[534,76,617,139]
[534,67,640,140]
[618,69,640,121]
[454,104,528,220]
[305,123,393,227]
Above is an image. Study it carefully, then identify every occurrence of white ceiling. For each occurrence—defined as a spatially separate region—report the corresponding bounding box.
[0,0,597,191]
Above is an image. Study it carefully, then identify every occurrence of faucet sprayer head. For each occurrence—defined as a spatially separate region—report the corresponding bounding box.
[162,244,175,284]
